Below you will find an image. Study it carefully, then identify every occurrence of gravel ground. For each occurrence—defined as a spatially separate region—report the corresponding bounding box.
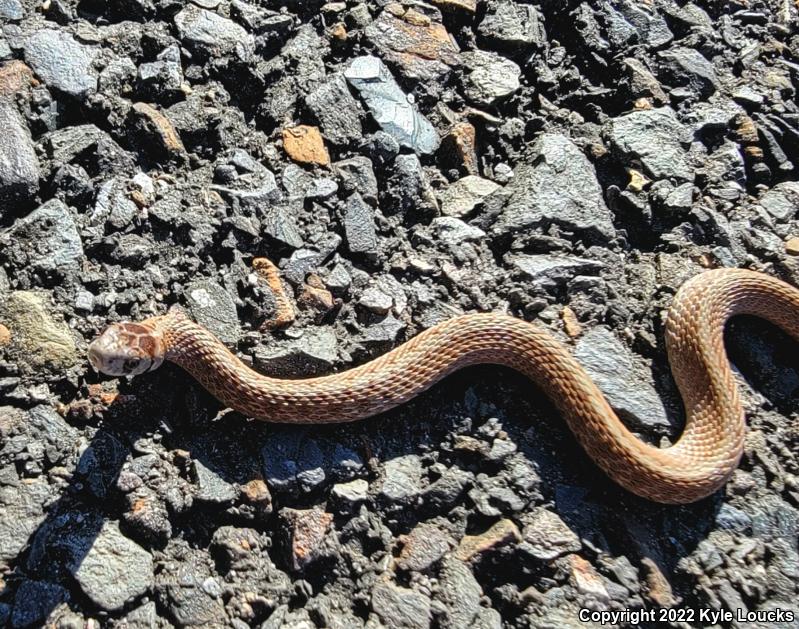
[1,0,799,627]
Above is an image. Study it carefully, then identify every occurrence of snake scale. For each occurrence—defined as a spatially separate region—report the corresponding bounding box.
[88,268,799,504]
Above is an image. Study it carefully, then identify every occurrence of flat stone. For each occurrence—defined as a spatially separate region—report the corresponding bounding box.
[381,454,423,503]
[439,176,500,217]
[574,326,671,432]
[758,182,799,221]
[397,522,452,572]
[282,125,330,166]
[430,0,476,12]
[331,478,369,506]
[491,134,616,241]
[24,29,97,97]
[657,46,719,98]
[432,216,486,244]
[477,0,547,49]
[518,508,581,561]
[174,5,252,55]
[305,73,363,145]
[0,0,23,20]
[73,520,154,611]
[461,50,520,105]
[0,477,50,569]
[785,237,799,256]
[186,280,240,346]
[364,9,460,83]
[0,291,78,372]
[436,558,484,629]
[191,460,238,504]
[507,254,603,290]
[371,583,431,629]
[254,327,338,377]
[344,55,439,155]
[608,107,694,181]
[0,101,39,206]
[281,507,334,571]
[454,519,521,562]
[333,156,378,205]
[344,192,378,255]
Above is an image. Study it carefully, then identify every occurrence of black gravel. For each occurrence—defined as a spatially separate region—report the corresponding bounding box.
[1,0,799,627]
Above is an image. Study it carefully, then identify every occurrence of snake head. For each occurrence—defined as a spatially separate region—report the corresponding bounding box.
[88,322,166,377]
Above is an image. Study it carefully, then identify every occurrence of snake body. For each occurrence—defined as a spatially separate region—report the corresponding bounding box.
[88,268,799,504]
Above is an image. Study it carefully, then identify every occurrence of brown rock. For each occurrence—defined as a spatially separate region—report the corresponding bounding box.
[430,0,477,12]
[282,507,334,571]
[568,555,610,604]
[282,125,330,166]
[786,237,799,256]
[130,102,185,155]
[0,323,10,347]
[561,306,582,338]
[364,8,460,82]
[641,556,677,607]
[454,519,521,562]
[253,257,296,330]
[441,121,478,175]
[0,61,37,97]
[241,479,273,518]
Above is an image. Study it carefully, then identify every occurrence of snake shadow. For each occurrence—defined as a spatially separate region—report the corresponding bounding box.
[4,316,798,625]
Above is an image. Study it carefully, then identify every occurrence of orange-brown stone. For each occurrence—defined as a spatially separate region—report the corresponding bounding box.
[282,125,330,166]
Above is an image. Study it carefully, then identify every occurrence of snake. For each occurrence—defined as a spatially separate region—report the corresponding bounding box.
[88,268,799,504]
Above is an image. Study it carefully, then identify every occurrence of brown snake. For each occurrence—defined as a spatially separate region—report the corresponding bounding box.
[88,268,799,504]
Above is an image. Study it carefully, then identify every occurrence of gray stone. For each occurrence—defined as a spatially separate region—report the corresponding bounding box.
[574,327,671,432]
[461,50,520,105]
[359,287,393,315]
[478,1,546,49]
[11,580,69,629]
[397,523,452,572]
[282,164,338,201]
[344,55,439,155]
[90,178,137,231]
[306,73,363,145]
[507,254,603,290]
[609,107,694,181]
[614,0,673,48]
[24,29,97,97]
[0,0,23,20]
[333,156,378,205]
[254,327,338,377]
[371,583,431,629]
[422,466,472,510]
[73,520,154,611]
[436,558,484,629]
[0,101,40,205]
[359,313,406,345]
[658,46,719,98]
[440,176,501,218]
[192,460,238,504]
[344,192,378,255]
[0,478,50,569]
[432,217,486,245]
[380,454,423,503]
[518,508,581,561]
[262,201,304,249]
[186,280,241,346]
[0,291,79,372]
[758,182,799,222]
[2,199,83,276]
[174,6,252,55]
[491,134,616,241]
[331,479,369,506]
